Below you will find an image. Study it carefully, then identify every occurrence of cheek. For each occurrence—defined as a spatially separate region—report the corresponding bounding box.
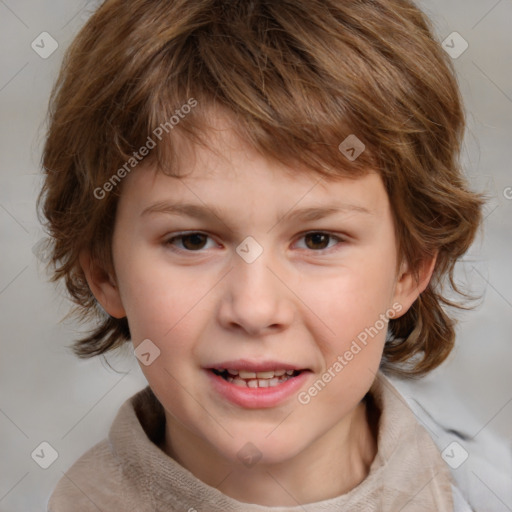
[308,264,395,339]
[298,252,397,391]
[117,255,208,409]
[114,247,192,342]
[115,248,222,370]
[298,271,392,410]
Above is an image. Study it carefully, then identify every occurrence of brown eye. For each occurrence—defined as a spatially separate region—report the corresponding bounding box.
[303,232,332,250]
[166,233,213,251]
[180,233,208,250]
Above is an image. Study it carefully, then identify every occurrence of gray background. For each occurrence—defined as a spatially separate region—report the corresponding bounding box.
[0,0,511,510]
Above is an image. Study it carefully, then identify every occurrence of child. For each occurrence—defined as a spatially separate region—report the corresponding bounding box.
[40,0,484,510]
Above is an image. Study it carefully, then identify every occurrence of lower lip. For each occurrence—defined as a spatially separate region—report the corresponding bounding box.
[205,370,310,409]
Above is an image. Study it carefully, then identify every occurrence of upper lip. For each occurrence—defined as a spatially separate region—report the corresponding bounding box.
[206,359,309,372]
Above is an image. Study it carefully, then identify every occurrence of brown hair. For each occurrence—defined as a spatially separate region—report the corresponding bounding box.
[38,0,484,377]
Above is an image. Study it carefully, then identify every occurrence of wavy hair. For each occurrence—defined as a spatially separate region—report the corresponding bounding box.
[38,0,484,376]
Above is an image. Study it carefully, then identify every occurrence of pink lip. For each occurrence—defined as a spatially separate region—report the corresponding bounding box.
[205,368,311,409]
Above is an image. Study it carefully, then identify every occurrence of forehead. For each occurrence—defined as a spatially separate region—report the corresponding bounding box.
[117,110,388,219]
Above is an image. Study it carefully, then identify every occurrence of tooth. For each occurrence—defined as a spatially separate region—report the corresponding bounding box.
[239,370,257,379]
[286,370,294,375]
[274,370,286,376]
[233,378,248,387]
[258,379,269,387]
[227,369,239,376]
[227,376,234,383]
[247,379,258,388]
[268,378,279,387]
[255,371,274,379]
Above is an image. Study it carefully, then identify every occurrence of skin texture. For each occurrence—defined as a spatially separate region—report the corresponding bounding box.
[81,113,435,506]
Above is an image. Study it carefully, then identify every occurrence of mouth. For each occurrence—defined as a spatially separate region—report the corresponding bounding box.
[205,361,311,408]
[210,368,302,388]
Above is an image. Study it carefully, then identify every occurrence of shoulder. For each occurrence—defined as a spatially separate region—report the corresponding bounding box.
[47,386,161,512]
[46,439,135,511]
[388,373,512,512]
[365,373,457,510]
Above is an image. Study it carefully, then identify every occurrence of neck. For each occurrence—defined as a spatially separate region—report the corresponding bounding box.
[162,398,377,506]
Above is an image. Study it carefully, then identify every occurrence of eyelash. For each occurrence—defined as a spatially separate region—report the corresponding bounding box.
[163,231,346,254]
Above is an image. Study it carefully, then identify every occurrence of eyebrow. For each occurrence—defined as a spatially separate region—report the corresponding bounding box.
[140,201,372,225]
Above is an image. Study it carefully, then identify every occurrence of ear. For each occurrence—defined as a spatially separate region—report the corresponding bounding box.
[391,253,437,318]
[79,250,126,319]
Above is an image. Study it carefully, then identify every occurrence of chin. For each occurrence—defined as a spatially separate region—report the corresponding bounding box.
[214,429,310,468]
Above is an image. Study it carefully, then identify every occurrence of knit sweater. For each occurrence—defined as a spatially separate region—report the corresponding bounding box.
[47,372,472,511]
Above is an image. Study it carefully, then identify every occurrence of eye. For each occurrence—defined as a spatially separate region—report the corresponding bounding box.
[164,232,217,252]
[295,232,344,251]
[164,231,345,254]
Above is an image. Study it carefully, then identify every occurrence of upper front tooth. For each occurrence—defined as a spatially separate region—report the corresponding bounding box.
[236,369,291,379]
[239,370,257,379]
[255,371,275,379]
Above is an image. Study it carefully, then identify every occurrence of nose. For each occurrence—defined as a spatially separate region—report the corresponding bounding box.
[217,247,295,336]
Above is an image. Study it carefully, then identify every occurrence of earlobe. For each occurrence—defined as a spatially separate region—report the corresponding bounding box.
[79,250,126,319]
[392,253,437,318]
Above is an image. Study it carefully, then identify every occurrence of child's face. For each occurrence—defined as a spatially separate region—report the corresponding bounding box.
[101,115,422,468]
